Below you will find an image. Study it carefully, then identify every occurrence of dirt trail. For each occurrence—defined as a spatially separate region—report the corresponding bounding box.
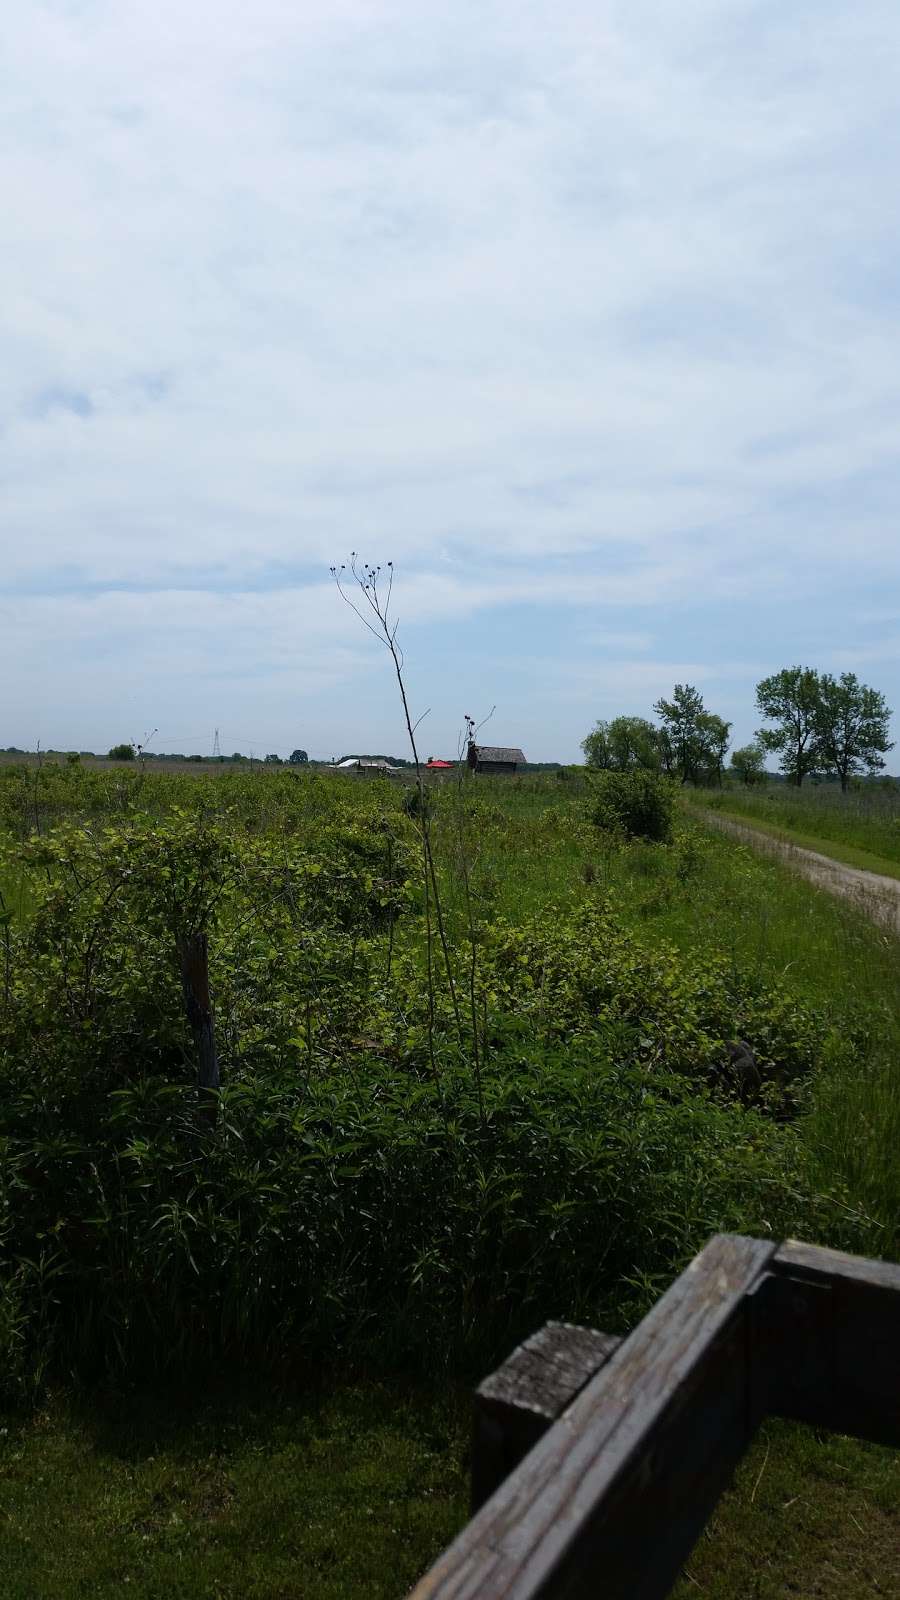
[695,808,900,937]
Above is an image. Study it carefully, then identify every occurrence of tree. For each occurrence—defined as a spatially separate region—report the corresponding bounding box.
[730,743,766,785]
[653,684,706,784]
[108,743,135,761]
[755,667,822,787]
[654,724,676,777]
[264,753,281,765]
[289,748,309,765]
[695,712,732,785]
[581,716,660,772]
[581,721,614,769]
[815,672,893,792]
[609,716,661,771]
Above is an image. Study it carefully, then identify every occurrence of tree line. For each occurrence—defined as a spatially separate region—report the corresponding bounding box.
[582,668,893,791]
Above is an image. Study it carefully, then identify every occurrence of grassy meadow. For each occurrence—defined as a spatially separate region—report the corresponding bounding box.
[698,779,900,878]
[0,760,897,1596]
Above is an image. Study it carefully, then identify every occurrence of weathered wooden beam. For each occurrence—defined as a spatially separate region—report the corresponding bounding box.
[409,1234,777,1600]
[759,1239,900,1448]
[471,1322,622,1513]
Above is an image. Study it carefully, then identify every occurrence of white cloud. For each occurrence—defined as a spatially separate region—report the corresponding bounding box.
[3,1,900,753]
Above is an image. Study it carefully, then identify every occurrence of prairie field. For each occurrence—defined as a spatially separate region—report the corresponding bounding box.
[699,779,900,875]
[0,761,897,1597]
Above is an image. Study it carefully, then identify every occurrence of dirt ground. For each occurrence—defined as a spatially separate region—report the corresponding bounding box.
[699,809,900,937]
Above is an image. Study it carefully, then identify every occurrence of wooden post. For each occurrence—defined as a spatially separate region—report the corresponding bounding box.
[471,1322,621,1513]
[177,930,219,1115]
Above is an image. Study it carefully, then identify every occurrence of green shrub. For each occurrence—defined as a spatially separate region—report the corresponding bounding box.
[0,813,848,1397]
[108,743,135,760]
[0,769,878,1402]
[590,769,675,842]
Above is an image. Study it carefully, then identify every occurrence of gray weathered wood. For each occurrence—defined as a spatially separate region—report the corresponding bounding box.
[412,1233,900,1599]
[763,1240,900,1446]
[409,1234,777,1600]
[471,1323,621,1513]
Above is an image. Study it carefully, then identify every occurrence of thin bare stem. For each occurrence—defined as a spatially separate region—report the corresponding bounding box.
[333,559,464,1087]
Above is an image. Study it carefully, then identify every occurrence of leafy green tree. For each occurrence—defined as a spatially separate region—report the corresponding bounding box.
[581,717,660,771]
[695,712,731,785]
[730,743,766,785]
[289,748,309,765]
[654,724,676,777]
[814,672,893,792]
[653,684,706,784]
[581,722,613,769]
[108,743,135,761]
[264,753,281,765]
[755,668,822,787]
[609,716,661,771]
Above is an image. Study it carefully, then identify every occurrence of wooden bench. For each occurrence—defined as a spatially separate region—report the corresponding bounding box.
[409,1234,900,1599]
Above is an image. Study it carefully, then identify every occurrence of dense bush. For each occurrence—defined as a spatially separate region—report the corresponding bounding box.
[590,769,676,842]
[0,798,853,1400]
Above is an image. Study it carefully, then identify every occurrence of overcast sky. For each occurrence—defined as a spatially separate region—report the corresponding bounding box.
[3,0,900,761]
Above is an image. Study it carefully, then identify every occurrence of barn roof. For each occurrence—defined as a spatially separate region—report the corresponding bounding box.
[474,745,526,764]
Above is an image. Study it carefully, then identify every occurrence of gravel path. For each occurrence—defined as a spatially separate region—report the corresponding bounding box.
[696,809,900,937]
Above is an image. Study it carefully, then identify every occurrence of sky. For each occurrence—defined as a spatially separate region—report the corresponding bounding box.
[3,0,900,763]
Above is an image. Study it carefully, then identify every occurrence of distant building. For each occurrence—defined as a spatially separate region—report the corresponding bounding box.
[332,757,404,778]
[425,758,455,771]
[467,743,526,775]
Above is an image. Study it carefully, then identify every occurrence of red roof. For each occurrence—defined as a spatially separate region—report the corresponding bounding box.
[425,759,454,769]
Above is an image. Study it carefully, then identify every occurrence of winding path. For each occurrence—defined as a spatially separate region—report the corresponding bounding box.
[695,808,900,938]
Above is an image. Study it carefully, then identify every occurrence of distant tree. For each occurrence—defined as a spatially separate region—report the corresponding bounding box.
[755,667,822,787]
[653,684,706,784]
[814,672,893,792]
[654,725,676,777]
[264,753,281,764]
[730,743,767,786]
[289,748,309,765]
[695,712,732,785]
[609,716,661,771]
[581,722,614,769]
[108,743,135,761]
[231,751,243,761]
[581,716,660,771]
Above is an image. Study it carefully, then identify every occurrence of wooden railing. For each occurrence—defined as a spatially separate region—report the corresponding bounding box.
[409,1234,900,1600]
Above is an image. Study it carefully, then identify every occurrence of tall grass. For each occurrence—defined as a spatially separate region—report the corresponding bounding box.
[699,780,900,866]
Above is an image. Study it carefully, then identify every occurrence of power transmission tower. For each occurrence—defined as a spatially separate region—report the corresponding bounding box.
[212,728,221,759]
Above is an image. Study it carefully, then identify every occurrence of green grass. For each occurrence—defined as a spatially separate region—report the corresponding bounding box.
[0,1382,469,1599]
[672,1420,898,1599]
[692,798,900,881]
[698,783,900,872]
[599,822,900,1252]
[1,1395,895,1598]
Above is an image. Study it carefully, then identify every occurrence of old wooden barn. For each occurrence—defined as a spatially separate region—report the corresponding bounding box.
[467,743,526,775]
